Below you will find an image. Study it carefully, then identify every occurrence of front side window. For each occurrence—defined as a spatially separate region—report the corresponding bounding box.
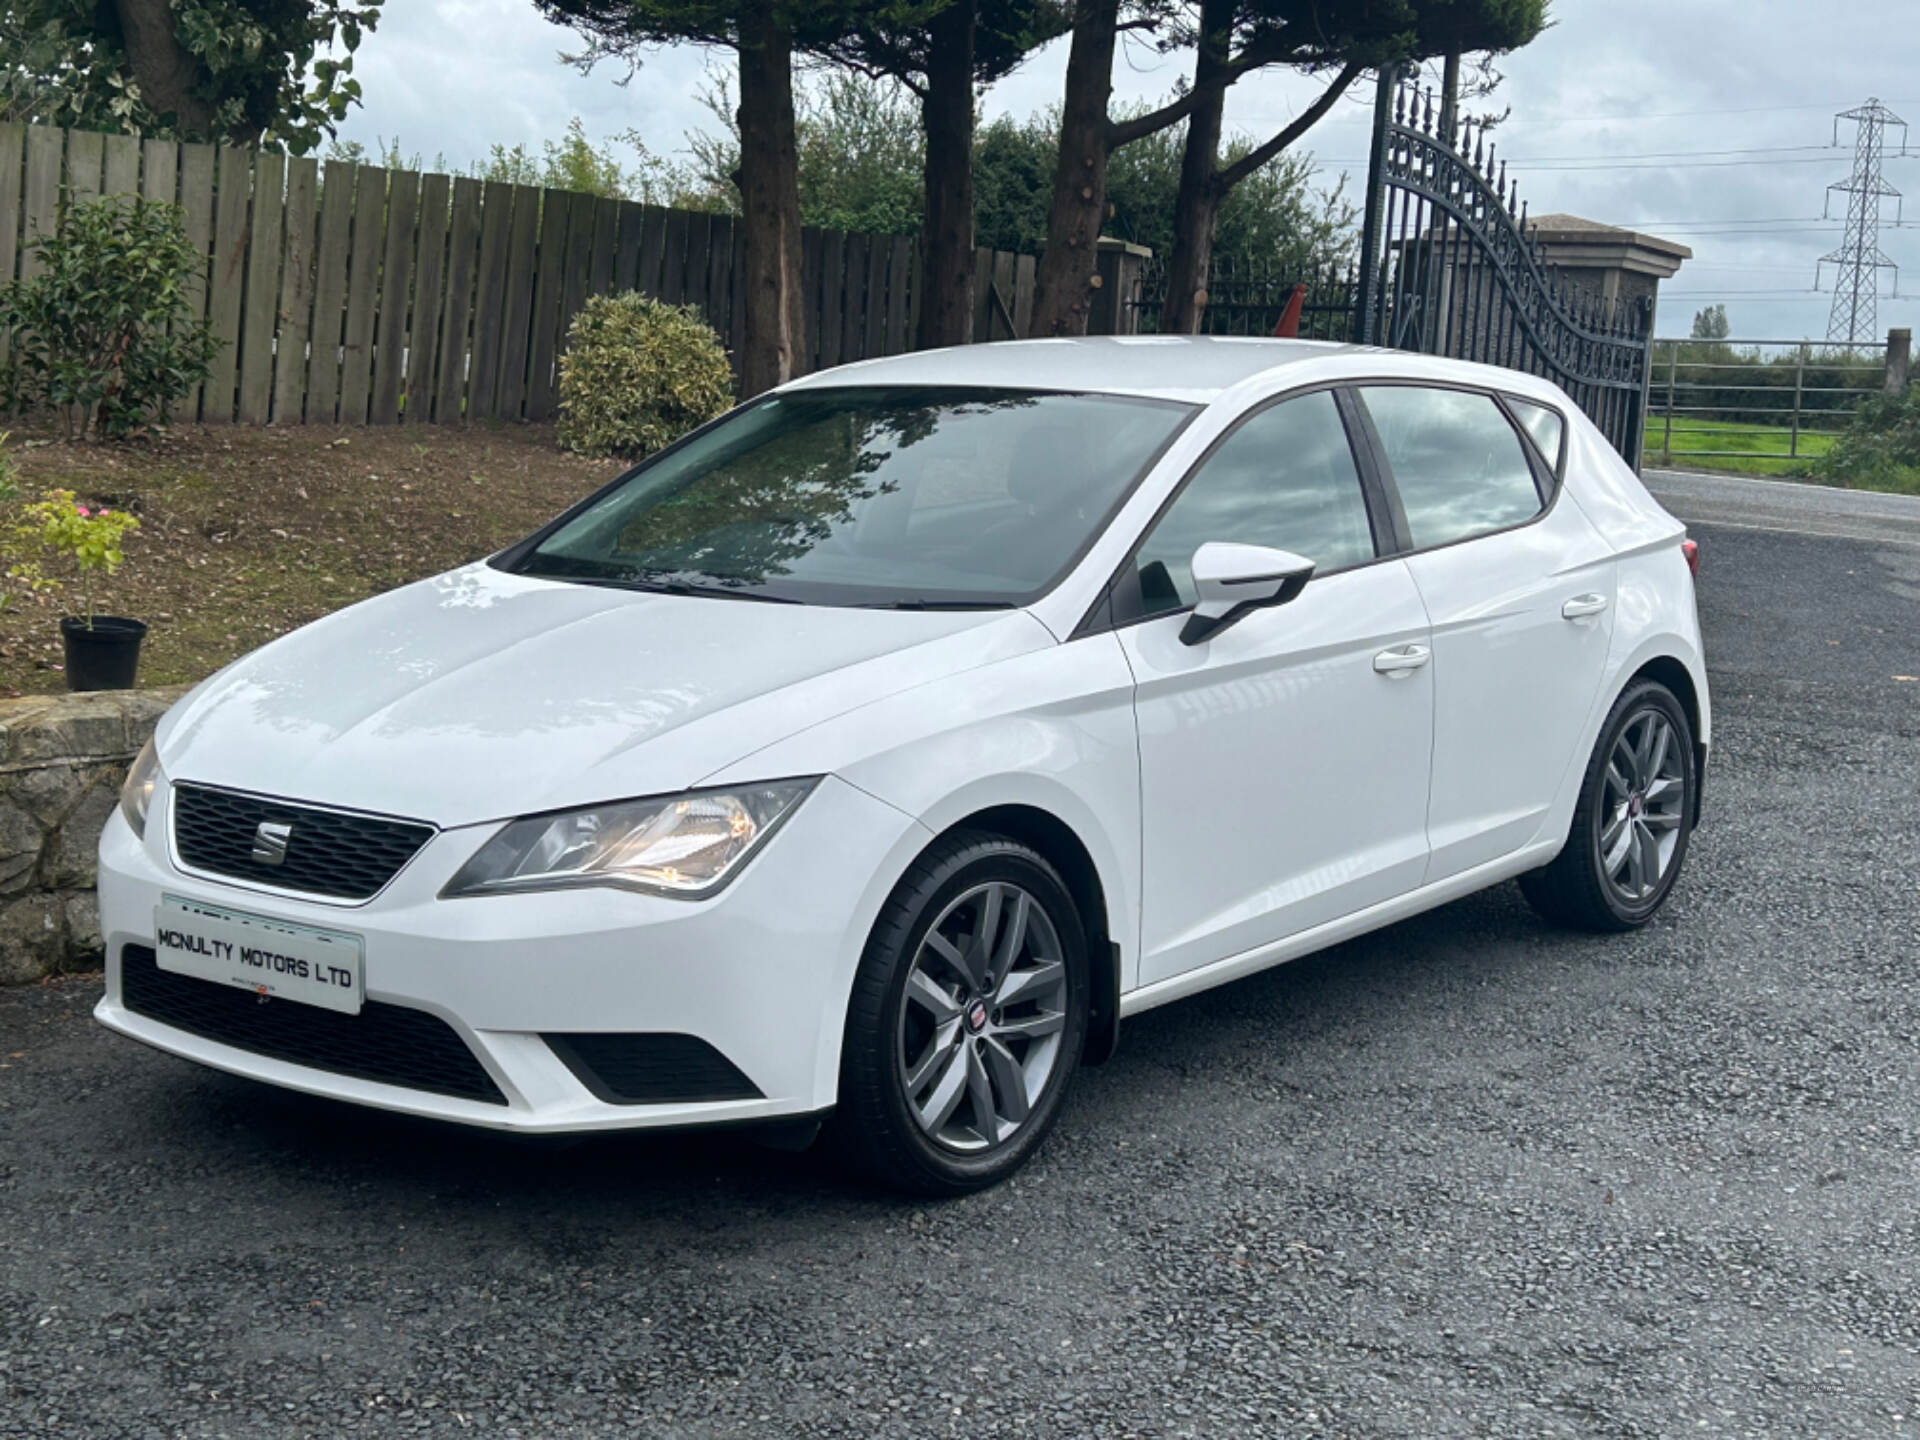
[1359,386,1544,550]
[1130,389,1377,616]
[511,386,1195,608]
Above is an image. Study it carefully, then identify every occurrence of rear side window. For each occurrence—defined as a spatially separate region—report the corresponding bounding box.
[1359,386,1543,550]
[1505,396,1565,471]
[1131,390,1378,615]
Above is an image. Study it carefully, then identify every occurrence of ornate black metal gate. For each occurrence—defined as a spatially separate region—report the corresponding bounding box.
[1354,71,1656,466]
[1128,72,1657,467]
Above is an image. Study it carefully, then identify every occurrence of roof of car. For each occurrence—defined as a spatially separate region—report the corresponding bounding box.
[780,335,1360,404]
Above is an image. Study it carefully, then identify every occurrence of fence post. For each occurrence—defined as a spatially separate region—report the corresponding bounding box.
[1662,340,1678,465]
[1887,327,1912,393]
[1353,66,1398,346]
[1629,294,1655,472]
[1088,238,1149,336]
[1790,342,1807,458]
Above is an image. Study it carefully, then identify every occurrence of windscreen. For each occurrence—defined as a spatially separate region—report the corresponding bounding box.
[511,386,1195,608]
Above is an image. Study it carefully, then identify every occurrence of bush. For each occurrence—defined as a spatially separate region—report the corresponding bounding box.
[0,195,220,440]
[556,294,735,459]
[1810,385,1920,495]
[19,488,139,627]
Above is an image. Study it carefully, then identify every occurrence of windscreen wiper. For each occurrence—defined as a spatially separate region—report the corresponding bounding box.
[584,576,800,604]
[858,599,1017,611]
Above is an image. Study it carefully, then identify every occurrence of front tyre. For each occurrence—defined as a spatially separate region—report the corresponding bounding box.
[1521,678,1697,932]
[835,832,1089,1196]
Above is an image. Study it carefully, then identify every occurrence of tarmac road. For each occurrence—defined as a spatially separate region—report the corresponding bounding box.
[2,471,1918,1438]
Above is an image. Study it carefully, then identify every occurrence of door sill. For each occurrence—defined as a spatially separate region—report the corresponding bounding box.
[1118,840,1560,1019]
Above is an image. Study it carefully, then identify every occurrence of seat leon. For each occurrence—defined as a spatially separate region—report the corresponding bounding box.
[96,337,1708,1194]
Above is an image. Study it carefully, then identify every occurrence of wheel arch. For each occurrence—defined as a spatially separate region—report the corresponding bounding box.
[1627,653,1708,826]
[928,803,1123,1067]
[1632,654,1700,741]
[1541,631,1711,859]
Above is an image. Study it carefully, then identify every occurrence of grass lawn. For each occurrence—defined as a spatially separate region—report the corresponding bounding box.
[1,423,620,698]
[1641,416,1838,477]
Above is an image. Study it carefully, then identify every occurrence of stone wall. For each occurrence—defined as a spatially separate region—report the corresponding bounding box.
[0,686,187,983]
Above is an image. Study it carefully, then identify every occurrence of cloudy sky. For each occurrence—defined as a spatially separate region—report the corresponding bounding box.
[333,0,1920,343]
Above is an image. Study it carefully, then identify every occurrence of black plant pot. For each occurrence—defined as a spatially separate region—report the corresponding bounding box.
[61,615,147,692]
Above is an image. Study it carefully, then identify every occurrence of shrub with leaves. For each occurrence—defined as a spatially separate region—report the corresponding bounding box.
[1811,385,1920,495]
[2,0,382,153]
[20,488,140,627]
[0,195,221,440]
[0,431,41,610]
[556,294,735,459]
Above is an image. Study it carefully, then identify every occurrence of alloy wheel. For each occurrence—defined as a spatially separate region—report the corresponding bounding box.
[896,881,1069,1153]
[1599,707,1687,903]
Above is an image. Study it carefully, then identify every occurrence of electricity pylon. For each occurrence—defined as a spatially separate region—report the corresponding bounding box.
[1818,99,1906,344]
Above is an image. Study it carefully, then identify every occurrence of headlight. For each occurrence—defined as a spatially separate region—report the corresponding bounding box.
[119,737,162,839]
[440,779,819,899]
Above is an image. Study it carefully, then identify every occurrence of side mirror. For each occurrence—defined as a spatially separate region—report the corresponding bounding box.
[1178,542,1316,646]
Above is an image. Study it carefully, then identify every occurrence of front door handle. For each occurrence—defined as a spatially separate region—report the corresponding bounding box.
[1373,643,1431,676]
[1561,592,1610,620]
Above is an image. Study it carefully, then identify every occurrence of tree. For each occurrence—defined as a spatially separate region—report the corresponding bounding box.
[820,2,1066,348]
[1026,0,1543,337]
[973,103,1352,270]
[1025,0,1134,337]
[1690,303,1730,340]
[678,73,928,230]
[538,1,910,395]
[1160,0,1543,332]
[1,0,382,152]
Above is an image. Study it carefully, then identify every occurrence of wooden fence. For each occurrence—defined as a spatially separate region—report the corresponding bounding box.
[0,120,1040,426]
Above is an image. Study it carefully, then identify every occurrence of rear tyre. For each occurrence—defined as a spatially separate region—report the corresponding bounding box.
[834,831,1089,1196]
[1520,678,1696,933]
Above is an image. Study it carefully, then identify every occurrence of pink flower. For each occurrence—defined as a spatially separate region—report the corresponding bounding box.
[74,505,90,517]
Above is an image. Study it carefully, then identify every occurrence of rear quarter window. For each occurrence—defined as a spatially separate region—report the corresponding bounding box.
[1504,396,1566,473]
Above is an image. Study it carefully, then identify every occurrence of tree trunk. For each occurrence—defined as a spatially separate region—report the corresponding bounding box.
[734,1,808,396]
[113,0,221,140]
[1028,0,1119,337]
[916,0,977,349]
[1159,0,1234,335]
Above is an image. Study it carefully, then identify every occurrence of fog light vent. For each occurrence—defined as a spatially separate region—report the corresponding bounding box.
[544,1032,762,1105]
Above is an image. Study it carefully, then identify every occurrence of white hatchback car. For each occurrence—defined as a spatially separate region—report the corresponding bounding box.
[97,337,1707,1193]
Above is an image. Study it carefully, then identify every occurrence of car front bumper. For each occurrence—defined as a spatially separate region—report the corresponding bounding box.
[94,774,929,1134]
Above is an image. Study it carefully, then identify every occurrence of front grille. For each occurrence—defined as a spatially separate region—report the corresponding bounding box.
[545,1032,763,1105]
[172,784,434,900]
[121,945,506,1105]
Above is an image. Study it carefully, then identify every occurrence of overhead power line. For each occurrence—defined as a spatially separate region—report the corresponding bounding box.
[1520,98,1920,124]
[1522,156,1868,172]
[1320,155,1875,173]
[1502,144,1840,164]
[1655,295,1846,304]
[1665,291,1828,298]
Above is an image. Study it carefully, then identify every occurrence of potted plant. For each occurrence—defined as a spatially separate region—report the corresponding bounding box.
[19,489,144,691]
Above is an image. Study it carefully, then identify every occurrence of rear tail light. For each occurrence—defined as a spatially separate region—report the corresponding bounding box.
[1681,538,1700,577]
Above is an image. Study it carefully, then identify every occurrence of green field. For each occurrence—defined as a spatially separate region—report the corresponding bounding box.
[1641,417,1837,477]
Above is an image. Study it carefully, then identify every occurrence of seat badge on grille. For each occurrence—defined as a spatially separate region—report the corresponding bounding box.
[249,821,293,866]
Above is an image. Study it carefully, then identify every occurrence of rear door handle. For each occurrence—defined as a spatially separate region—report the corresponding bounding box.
[1561,593,1610,620]
[1373,643,1431,676]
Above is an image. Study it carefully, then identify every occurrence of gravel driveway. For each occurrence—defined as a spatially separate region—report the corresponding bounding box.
[3,476,1918,1438]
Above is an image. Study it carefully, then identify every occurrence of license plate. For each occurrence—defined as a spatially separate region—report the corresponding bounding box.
[154,895,364,1015]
